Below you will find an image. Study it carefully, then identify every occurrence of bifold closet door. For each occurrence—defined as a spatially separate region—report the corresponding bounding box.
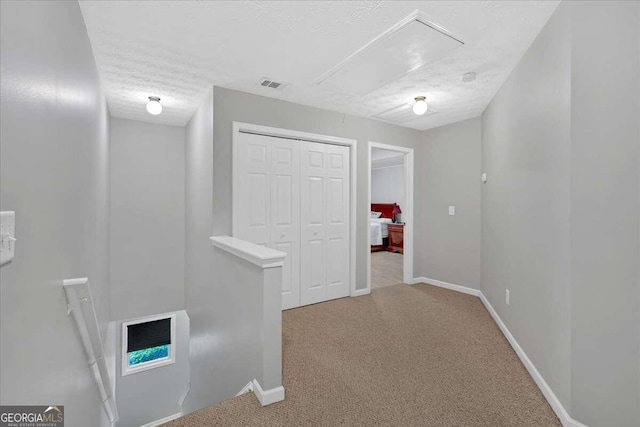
[300,141,350,306]
[234,132,301,310]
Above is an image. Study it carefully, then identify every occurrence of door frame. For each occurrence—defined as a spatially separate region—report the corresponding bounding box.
[367,141,414,290]
[232,122,358,298]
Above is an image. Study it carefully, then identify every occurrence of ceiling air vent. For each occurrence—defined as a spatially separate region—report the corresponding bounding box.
[260,78,285,90]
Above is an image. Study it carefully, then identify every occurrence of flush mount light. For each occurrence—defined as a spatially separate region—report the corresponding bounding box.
[412,96,428,115]
[146,96,162,115]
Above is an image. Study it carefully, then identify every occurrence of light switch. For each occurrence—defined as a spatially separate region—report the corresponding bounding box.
[1,211,16,266]
[482,173,488,183]
[448,206,455,216]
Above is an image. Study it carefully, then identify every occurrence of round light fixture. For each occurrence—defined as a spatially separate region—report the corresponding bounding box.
[412,96,428,115]
[146,96,162,115]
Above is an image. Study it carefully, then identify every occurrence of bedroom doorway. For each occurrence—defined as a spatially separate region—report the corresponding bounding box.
[367,142,414,291]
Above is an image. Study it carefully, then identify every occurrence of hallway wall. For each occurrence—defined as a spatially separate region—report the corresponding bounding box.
[0,1,112,426]
[212,87,423,290]
[110,118,185,320]
[482,2,640,425]
[418,118,482,289]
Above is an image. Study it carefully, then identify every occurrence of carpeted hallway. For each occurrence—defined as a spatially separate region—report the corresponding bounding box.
[166,284,560,426]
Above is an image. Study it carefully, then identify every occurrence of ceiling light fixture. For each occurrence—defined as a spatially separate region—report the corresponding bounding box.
[146,96,162,115]
[412,96,428,115]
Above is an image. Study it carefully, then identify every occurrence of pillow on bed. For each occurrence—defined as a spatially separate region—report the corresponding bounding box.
[370,211,382,218]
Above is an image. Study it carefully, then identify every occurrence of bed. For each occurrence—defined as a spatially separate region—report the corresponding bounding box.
[370,203,397,252]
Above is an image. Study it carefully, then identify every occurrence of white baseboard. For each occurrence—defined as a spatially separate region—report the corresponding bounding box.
[236,381,254,396]
[412,277,481,296]
[417,278,587,427]
[139,412,182,427]
[351,288,371,297]
[252,379,285,406]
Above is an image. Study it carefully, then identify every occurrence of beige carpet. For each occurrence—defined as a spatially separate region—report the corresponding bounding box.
[166,284,560,426]
[371,251,403,289]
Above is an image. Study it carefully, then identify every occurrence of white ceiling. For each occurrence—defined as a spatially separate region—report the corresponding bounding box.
[372,148,404,169]
[79,1,559,130]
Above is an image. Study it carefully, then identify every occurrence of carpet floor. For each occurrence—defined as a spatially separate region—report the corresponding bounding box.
[166,284,561,426]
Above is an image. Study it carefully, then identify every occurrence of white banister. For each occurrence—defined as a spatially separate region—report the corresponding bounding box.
[210,235,286,268]
[63,278,119,423]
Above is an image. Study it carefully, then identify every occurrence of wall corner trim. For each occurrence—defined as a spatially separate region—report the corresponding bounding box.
[414,278,588,427]
[210,235,287,268]
[138,412,182,427]
[251,379,285,406]
[235,381,254,396]
[351,288,371,297]
[412,277,481,296]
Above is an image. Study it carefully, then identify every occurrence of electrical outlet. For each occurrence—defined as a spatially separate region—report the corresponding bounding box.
[448,206,456,216]
[506,289,510,306]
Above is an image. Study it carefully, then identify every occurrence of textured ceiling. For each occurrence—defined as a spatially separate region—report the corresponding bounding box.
[79,1,559,130]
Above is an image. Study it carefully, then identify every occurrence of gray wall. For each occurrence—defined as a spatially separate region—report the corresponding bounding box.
[569,2,639,425]
[0,1,112,426]
[213,87,423,289]
[482,2,640,425]
[110,118,185,320]
[371,165,404,205]
[482,1,573,413]
[419,118,482,289]
[115,311,190,427]
[183,89,264,413]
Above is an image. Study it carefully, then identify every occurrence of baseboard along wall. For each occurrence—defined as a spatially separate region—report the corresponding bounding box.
[412,277,587,427]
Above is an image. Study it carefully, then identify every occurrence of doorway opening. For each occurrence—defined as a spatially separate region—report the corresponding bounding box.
[367,142,414,291]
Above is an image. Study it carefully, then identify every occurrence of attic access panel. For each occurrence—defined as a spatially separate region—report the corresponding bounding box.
[316,12,463,96]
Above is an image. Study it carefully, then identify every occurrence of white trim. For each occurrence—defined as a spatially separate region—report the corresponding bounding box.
[121,313,176,377]
[478,293,586,427]
[63,278,119,424]
[210,235,287,269]
[412,277,481,297]
[413,279,588,427]
[232,122,358,299]
[138,412,182,427]
[351,288,371,297]
[252,379,285,406]
[178,382,190,409]
[366,142,415,293]
[236,381,254,396]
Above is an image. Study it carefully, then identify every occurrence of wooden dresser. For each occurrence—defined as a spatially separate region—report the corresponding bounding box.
[387,223,404,254]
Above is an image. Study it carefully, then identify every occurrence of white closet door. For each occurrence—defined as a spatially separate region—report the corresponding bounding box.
[300,142,350,305]
[234,132,301,310]
[270,139,301,310]
[234,133,270,247]
[325,144,350,301]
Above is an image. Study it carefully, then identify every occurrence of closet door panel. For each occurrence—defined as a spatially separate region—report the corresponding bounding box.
[234,133,270,247]
[271,141,300,310]
[325,144,350,300]
[300,142,327,306]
